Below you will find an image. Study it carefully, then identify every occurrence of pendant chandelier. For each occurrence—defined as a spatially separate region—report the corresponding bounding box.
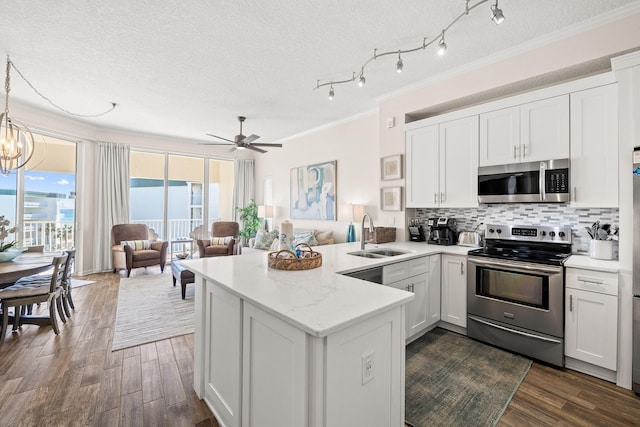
[0,56,35,176]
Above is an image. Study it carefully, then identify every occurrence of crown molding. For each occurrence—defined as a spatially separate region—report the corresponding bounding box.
[274,108,378,144]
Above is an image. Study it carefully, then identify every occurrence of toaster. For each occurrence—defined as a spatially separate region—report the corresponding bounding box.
[457,231,482,247]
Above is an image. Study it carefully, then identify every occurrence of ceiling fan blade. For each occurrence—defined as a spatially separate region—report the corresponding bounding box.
[200,142,234,146]
[241,134,260,145]
[250,143,283,148]
[206,133,236,144]
[246,145,267,154]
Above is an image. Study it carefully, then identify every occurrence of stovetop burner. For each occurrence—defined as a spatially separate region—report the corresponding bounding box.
[468,224,572,266]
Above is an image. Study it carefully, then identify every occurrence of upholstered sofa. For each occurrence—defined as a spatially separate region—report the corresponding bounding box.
[241,228,334,254]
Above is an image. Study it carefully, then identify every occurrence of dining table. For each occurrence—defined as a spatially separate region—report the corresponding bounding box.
[0,252,56,289]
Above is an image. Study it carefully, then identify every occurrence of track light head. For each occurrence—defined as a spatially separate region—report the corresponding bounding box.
[358,75,366,87]
[491,1,505,24]
[328,85,334,100]
[396,52,404,73]
[437,37,447,56]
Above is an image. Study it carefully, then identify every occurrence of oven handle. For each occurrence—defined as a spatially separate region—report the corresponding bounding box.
[468,315,562,344]
[468,258,561,275]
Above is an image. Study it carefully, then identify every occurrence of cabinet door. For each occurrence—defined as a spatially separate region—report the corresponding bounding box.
[479,106,520,167]
[427,255,441,326]
[392,275,428,340]
[565,288,617,370]
[439,116,479,208]
[406,125,439,208]
[570,84,619,208]
[441,255,467,328]
[520,95,570,162]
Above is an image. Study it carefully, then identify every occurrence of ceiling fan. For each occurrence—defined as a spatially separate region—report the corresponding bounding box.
[205,116,282,153]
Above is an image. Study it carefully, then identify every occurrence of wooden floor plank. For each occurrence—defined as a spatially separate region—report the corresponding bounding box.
[122,353,143,395]
[143,397,168,427]
[141,359,164,404]
[121,390,144,426]
[96,365,122,413]
[160,361,187,406]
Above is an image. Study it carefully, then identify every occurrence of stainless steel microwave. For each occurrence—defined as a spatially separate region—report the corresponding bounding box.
[477,159,570,203]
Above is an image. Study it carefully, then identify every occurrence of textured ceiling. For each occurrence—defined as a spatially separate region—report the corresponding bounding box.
[0,0,637,147]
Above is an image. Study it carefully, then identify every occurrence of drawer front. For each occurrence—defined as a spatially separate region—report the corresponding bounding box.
[566,268,618,296]
[407,257,429,277]
[383,262,409,285]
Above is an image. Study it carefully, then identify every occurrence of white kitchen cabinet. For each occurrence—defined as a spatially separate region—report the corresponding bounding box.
[441,254,467,328]
[570,84,619,208]
[479,95,569,167]
[565,268,618,374]
[405,116,478,208]
[384,255,441,341]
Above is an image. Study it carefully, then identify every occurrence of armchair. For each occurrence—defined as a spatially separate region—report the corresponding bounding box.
[197,221,239,257]
[111,224,168,277]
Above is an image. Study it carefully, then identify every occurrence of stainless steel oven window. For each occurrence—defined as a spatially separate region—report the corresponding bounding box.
[476,268,549,309]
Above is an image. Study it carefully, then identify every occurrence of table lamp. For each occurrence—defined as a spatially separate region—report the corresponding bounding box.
[347,204,364,242]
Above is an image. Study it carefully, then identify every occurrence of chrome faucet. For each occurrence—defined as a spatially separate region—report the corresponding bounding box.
[361,213,374,250]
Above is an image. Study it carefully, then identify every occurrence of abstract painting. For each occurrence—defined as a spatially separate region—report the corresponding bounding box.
[290,160,336,220]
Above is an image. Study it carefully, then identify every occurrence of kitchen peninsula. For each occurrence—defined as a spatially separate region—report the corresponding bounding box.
[183,241,466,427]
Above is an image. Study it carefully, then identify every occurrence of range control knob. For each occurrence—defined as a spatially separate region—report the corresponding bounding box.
[488,228,495,234]
[549,231,556,238]
[559,231,566,238]
[496,229,502,234]
[540,231,546,237]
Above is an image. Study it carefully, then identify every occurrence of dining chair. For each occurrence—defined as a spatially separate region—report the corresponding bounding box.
[24,245,44,253]
[0,254,68,346]
[59,248,76,317]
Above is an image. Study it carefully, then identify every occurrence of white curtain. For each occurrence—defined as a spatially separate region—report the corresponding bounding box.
[94,142,130,271]
[232,158,255,221]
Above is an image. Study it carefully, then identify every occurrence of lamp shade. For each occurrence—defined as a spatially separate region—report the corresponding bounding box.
[264,205,274,218]
[352,204,365,223]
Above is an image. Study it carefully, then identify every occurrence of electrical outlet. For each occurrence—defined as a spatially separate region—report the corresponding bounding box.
[386,117,395,128]
[362,351,374,385]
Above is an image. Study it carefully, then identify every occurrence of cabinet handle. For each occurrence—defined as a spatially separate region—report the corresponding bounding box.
[522,144,527,157]
[577,276,604,285]
[569,294,573,312]
[460,262,464,275]
[513,145,517,159]
[440,192,445,203]
[434,193,437,204]
[573,186,577,202]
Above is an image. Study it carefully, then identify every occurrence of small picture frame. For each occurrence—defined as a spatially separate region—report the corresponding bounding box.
[381,154,402,181]
[381,187,402,211]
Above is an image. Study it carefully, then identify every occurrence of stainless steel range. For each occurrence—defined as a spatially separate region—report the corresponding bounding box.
[467,224,572,367]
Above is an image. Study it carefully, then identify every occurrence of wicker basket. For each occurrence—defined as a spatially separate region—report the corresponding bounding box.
[267,243,323,271]
[363,227,396,244]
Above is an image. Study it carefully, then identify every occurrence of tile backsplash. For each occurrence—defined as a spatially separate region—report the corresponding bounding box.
[415,203,619,256]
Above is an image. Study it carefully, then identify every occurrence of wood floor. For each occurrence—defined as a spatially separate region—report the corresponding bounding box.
[1,269,639,426]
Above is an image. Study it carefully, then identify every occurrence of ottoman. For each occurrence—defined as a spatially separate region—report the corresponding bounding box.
[171,259,195,299]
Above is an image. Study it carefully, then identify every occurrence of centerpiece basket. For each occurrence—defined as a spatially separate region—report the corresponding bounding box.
[268,243,322,271]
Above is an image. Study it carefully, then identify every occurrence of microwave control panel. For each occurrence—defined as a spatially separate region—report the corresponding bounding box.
[546,168,569,193]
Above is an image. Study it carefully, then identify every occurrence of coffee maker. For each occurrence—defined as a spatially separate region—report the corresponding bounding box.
[427,217,458,245]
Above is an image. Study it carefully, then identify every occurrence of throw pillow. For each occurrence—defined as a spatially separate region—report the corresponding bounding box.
[269,237,280,251]
[210,236,234,245]
[253,230,278,250]
[315,230,334,245]
[121,239,152,250]
[293,231,318,247]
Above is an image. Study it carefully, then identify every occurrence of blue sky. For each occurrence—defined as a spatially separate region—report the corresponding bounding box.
[0,171,75,195]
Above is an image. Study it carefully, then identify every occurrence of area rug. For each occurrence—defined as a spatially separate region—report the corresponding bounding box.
[405,328,531,427]
[71,278,96,288]
[112,272,194,351]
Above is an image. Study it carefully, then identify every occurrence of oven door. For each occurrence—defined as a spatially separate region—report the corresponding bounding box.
[467,257,564,338]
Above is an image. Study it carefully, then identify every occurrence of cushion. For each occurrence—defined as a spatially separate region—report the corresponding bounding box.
[315,230,334,245]
[254,230,279,250]
[293,231,318,247]
[269,238,280,252]
[121,239,152,250]
[210,236,234,245]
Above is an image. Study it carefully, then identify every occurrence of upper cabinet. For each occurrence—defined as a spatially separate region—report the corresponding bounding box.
[406,116,478,208]
[479,95,570,167]
[570,84,619,208]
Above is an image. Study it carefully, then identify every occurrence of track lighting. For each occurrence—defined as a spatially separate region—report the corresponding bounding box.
[314,0,506,98]
[396,51,404,73]
[491,0,505,24]
[437,32,447,56]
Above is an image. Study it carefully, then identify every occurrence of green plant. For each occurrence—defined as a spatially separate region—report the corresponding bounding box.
[236,199,262,244]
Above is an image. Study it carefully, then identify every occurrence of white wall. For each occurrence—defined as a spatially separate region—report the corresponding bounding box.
[254,112,380,243]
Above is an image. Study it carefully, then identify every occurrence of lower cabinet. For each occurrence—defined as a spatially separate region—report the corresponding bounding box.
[565,268,618,375]
[441,254,467,328]
[386,255,441,341]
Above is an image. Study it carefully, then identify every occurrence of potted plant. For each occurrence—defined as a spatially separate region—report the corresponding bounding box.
[0,215,23,262]
[236,199,262,246]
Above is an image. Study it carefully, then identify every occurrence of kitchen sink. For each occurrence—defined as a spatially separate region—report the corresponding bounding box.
[347,248,410,258]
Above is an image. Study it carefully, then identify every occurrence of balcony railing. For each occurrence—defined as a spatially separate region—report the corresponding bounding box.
[131,218,219,241]
[21,220,75,251]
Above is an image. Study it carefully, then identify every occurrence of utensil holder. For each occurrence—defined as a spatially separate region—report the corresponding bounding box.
[589,240,613,260]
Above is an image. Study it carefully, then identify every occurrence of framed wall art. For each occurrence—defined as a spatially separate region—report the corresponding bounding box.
[381,154,402,181]
[290,160,337,220]
[381,186,402,211]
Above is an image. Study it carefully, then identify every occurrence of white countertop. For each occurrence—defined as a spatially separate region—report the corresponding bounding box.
[182,241,475,337]
[564,254,620,273]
